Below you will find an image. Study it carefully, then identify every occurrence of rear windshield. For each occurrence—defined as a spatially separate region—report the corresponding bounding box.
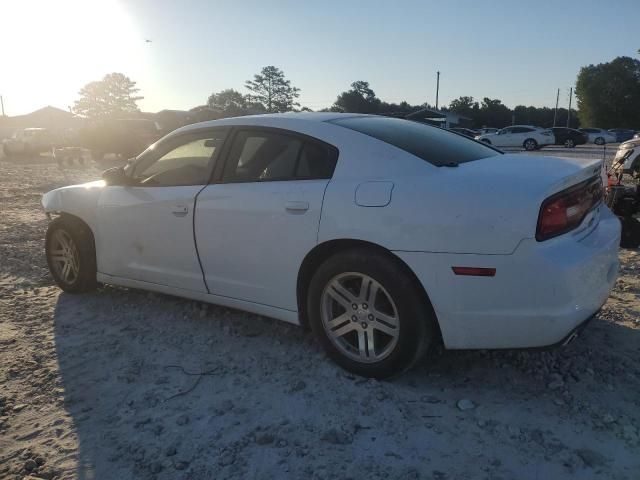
[329,116,500,166]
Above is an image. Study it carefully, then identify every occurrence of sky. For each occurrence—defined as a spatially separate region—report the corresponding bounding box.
[1,0,639,116]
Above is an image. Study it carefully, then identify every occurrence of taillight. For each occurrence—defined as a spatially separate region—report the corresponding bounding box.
[536,177,602,241]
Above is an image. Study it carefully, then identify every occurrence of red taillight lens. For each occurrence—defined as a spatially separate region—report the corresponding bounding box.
[536,177,602,241]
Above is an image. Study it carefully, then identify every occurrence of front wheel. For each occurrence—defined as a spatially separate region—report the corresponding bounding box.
[307,249,436,378]
[46,216,97,293]
[481,139,491,145]
[594,137,605,145]
[523,138,538,151]
[564,138,575,148]
[3,144,14,157]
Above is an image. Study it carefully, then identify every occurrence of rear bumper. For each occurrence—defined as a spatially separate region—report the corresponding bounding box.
[395,207,621,349]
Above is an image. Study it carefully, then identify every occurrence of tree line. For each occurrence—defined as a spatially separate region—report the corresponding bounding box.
[73,55,640,129]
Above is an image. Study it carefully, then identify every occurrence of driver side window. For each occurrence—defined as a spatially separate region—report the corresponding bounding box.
[133,130,227,186]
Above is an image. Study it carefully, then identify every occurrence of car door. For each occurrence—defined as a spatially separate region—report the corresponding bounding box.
[195,128,338,311]
[495,127,513,147]
[96,128,228,291]
[509,127,530,147]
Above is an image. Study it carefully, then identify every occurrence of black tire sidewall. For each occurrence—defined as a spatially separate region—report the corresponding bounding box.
[307,249,434,379]
[524,139,537,151]
[46,217,97,293]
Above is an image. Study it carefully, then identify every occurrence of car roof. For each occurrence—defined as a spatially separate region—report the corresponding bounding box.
[171,112,370,136]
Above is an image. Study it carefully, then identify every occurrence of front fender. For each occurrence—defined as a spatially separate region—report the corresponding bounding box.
[42,180,105,233]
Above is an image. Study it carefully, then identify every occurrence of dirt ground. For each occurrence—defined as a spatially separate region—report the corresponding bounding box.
[0,151,639,480]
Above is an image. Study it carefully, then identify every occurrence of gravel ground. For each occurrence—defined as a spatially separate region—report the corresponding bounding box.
[0,151,639,480]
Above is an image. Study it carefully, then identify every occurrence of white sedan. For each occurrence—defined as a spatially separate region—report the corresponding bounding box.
[475,125,554,150]
[42,113,620,378]
[579,128,617,145]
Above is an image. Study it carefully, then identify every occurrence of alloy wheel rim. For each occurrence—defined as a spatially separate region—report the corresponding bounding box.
[49,230,80,284]
[321,272,399,363]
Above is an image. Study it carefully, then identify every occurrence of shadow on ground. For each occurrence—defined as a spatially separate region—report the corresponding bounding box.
[52,285,640,479]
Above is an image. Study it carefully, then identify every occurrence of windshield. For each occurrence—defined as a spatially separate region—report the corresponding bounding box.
[330,116,500,166]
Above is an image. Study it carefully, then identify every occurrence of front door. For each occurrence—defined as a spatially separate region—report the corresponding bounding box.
[195,128,338,310]
[96,128,228,291]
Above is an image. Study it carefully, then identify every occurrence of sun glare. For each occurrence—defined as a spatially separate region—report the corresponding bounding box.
[0,0,145,114]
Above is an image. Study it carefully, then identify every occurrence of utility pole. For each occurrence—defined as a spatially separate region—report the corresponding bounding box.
[553,88,559,127]
[0,95,5,116]
[566,87,573,128]
[435,71,440,110]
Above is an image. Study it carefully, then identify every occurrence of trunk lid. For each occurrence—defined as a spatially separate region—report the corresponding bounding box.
[431,154,605,254]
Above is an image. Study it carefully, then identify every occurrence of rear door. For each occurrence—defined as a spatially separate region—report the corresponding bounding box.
[495,127,514,147]
[195,128,338,310]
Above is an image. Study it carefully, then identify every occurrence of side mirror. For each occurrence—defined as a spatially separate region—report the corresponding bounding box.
[102,166,130,186]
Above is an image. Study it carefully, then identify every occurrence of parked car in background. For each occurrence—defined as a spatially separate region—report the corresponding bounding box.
[79,118,163,162]
[475,125,553,150]
[41,113,619,378]
[2,128,55,157]
[551,127,588,148]
[579,128,617,145]
[477,127,499,135]
[449,127,478,138]
[608,129,636,143]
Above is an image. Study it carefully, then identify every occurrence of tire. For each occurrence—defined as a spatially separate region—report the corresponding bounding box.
[307,248,436,378]
[481,139,491,145]
[523,138,538,151]
[619,217,640,249]
[594,137,605,145]
[3,144,13,158]
[45,216,97,293]
[564,138,575,148]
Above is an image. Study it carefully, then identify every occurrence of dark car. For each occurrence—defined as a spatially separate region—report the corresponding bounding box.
[551,127,587,148]
[609,129,636,143]
[449,127,478,138]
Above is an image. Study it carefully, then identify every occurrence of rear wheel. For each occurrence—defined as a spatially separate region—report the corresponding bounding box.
[564,138,575,148]
[594,137,605,145]
[523,138,538,151]
[307,249,436,378]
[46,216,97,293]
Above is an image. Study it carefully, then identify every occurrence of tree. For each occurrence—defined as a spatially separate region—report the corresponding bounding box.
[332,81,382,113]
[207,88,265,117]
[476,98,512,128]
[448,96,479,119]
[575,56,640,128]
[73,73,143,118]
[208,89,247,115]
[245,66,300,113]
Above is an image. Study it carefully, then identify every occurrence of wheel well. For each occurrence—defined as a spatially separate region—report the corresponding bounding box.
[296,239,442,342]
[55,212,97,252]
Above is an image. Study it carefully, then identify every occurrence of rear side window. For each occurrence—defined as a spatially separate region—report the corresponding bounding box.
[330,116,500,166]
[222,129,338,182]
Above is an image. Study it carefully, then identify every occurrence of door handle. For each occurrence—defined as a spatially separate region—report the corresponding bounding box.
[285,201,309,213]
[171,204,189,217]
